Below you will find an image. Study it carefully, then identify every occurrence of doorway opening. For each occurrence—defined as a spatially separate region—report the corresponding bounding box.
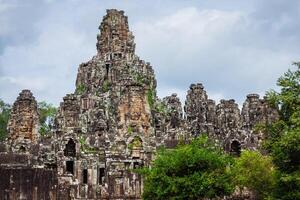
[64,139,76,157]
[230,140,241,156]
[66,160,74,174]
[83,169,88,184]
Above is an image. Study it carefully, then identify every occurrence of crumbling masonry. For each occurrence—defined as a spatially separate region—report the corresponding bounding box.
[0,9,279,200]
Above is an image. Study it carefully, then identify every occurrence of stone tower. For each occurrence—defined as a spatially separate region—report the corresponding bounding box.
[7,89,39,152]
[96,9,135,59]
[185,83,216,136]
[54,9,157,199]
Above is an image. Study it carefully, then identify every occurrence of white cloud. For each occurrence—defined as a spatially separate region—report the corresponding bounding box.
[0,2,97,104]
[0,1,14,13]
[0,2,17,36]
[132,6,297,105]
[134,7,243,57]
[0,76,47,90]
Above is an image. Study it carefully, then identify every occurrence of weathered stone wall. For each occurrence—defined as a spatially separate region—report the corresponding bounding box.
[184,83,279,155]
[0,167,58,200]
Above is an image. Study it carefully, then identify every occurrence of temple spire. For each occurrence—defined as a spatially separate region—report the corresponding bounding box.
[96,9,135,60]
[7,90,39,151]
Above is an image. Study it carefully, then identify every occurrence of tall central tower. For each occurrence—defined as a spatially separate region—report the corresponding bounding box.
[54,9,158,199]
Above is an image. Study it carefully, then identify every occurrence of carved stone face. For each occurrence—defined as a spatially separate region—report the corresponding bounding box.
[118,88,151,136]
[130,111,141,120]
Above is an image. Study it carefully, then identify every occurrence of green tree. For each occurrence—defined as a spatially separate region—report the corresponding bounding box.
[137,136,234,200]
[232,150,276,199]
[265,62,300,200]
[38,101,57,136]
[270,128,300,200]
[0,99,11,141]
[267,62,300,127]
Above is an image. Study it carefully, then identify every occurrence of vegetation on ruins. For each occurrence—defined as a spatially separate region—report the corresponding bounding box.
[138,137,278,199]
[138,136,235,200]
[75,84,86,95]
[0,99,11,141]
[154,101,169,115]
[127,124,133,135]
[133,71,146,85]
[38,101,57,136]
[232,150,276,199]
[128,136,143,150]
[146,87,155,109]
[102,80,111,92]
[79,135,98,153]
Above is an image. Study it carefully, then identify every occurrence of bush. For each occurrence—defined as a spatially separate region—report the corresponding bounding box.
[232,150,276,199]
[137,136,235,200]
[273,171,300,200]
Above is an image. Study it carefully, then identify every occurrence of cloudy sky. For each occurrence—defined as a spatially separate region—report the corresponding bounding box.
[0,0,299,107]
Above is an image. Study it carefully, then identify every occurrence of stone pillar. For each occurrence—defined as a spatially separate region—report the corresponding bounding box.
[7,90,39,152]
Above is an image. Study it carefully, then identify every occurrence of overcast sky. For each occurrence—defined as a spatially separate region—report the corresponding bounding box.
[0,0,299,107]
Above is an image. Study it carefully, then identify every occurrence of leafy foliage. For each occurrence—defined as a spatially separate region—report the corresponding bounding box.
[38,101,57,136]
[154,101,169,115]
[147,88,155,110]
[129,67,150,86]
[270,128,300,200]
[266,62,300,127]
[137,136,234,200]
[79,135,98,153]
[127,124,133,135]
[75,84,86,95]
[134,71,146,85]
[264,62,300,199]
[232,150,276,199]
[128,136,143,150]
[273,170,300,200]
[131,136,142,147]
[102,80,111,93]
[271,129,300,173]
[0,99,11,141]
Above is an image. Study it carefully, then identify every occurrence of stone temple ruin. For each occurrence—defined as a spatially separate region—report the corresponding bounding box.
[0,9,279,200]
